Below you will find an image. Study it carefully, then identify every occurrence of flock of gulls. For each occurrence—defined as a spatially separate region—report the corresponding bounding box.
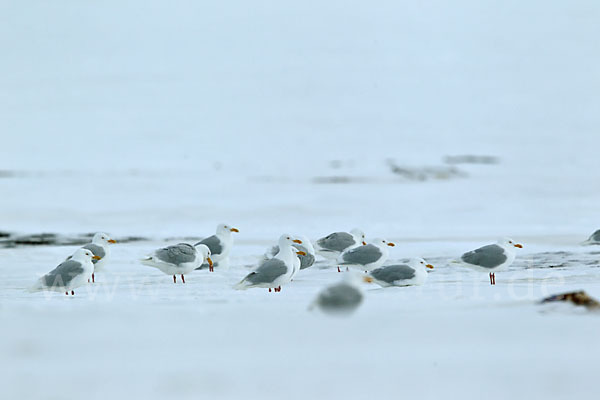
[28,225,600,314]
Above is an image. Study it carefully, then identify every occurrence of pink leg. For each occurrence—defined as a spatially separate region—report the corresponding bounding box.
[173,275,176,283]
[269,288,272,292]
[337,266,341,273]
[92,273,95,283]
[71,290,74,295]
[492,273,496,285]
[65,291,68,296]
[181,274,185,283]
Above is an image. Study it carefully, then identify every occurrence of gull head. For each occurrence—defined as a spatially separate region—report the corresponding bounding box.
[73,248,101,261]
[217,223,239,235]
[498,237,523,249]
[293,234,314,254]
[92,232,116,245]
[278,234,300,248]
[372,238,395,248]
[196,244,213,267]
[409,257,434,270]
[350,228,367,245]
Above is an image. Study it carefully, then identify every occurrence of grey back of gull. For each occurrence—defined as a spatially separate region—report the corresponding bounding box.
[42,260,84,288]
[461,244,507,269]
[340,244,383,266]
[196,235,223,256]
[155,243,196,266]
[317,232,355,252]
[245,258,288,285]
[316,283,363,311]
[371,264,416,283]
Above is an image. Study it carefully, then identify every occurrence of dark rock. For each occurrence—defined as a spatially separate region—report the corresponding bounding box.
[541,291,600,310]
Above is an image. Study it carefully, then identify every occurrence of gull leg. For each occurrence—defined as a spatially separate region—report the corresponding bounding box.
[209,265,214,272]
[92,273,95,283]
[173,275,176,283]
[269,288,272,293]
[65,291,68,296]
[181,275,185,283]
[71,290,74,295]
[492,273,496,285]
[337,266,341,273]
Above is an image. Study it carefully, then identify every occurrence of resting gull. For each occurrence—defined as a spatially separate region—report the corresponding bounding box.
[309,272,365,315]
[29,248,100,295]
[457,237,523,285]
[264,234,315,271]
[141,243,212,283]
[195,223,239,271]
[582,229,600,245]
[366,257,434,287]
[235,234,305,292]
[315,228,366,260]
[66,232,116,283]
[337,238,395,272]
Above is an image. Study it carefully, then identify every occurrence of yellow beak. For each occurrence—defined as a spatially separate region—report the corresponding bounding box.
[363,276,373,283]
[514,243,523,248]
[293,239,303,244]
[362,241,367,245]
[92,255,102,260]
[426,264,434,269]
[230,228,239,233]
[207,257,213,267]
[387,242,395,247]
[296,251,307,256]
[108,239,117,244]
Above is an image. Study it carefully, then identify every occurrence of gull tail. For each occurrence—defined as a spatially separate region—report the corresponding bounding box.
[27,279,45,293]
[234,273,255,290]
[140,256,160,268]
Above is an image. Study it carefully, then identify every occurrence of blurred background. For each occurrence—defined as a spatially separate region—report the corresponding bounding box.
[0,0,599,238]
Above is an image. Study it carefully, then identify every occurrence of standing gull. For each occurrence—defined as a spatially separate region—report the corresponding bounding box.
[235,235,305,292]
[29,248,100,295]
[582,229,600,245]
[315,228,366,260]
[457,237,523,285]
[141,243,212,283]
[67,232,116,283]
[309,272,365,315]
[264,234,316,271]
[337,238,395,272]
[195,223,239,271]
[366,257,434,287]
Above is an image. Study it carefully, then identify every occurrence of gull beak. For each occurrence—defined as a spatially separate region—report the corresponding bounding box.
[296,251,307,256]
[363,276,373,283]
[362,241,367,246]
[108,239,117,244]
[514,244,523,248]
[293,239,303,244]
[207,257,213,267]
[387,242,395,247]
[92,255,102,260]
[426,264,434,269]
[230,228,239,233]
